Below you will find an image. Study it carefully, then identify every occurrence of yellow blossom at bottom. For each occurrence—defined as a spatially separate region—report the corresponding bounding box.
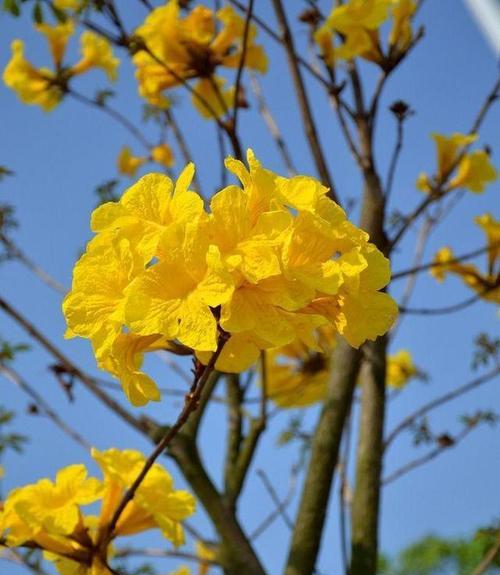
[0,449,195,575]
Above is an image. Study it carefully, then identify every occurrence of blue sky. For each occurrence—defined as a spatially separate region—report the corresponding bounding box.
[0,1,499,574]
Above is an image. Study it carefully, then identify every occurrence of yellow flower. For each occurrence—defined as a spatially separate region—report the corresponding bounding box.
[62,231,147,358]
[195,540,217,575]
[389,0,417,54]
[264,324,418,408]
[475,213,500,270]
[432,132,477,180]
[386,349,416,389]
[117,146,147,177]
[36,21,75,67]
[91,167,205,259]
[329,0,392,32]
[1,450,195,573]
[65,149,397,394]
[151,143,175,168]
[133,1,267,115]
[449,150,497,193]
[2,40,62,111]
[125,221,234,352]
[93,448,195,546]
[71,31,119,81]
[430,214,500,303]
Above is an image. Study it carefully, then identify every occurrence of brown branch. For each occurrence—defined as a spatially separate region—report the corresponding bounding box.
[384,366,500,450]
[271,0,338,204]
[399,287,497,316]
[383,424,477,485]
[256,469,294,530]
[227,0,332,90]
[284,340,362,575]
[0,295,151,436]
[349,337,387,575]
[232,0,255,130]
[114,547,218,568]
[0,363,92,451]
[105,336,227,538]
[67,88,153,150]
[163,109,202,194]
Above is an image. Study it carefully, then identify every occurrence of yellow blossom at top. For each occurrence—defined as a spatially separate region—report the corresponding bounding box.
[132,0,267,115]
[314,0,416,66]
[416,132,496,194]
[264,324,418,409]
[63,149,397,404]
[3,24,118,111]
[0,449,195,575]
[430,213,500,303]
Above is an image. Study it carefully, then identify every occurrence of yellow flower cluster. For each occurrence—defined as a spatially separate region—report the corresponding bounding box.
[132,0,268,115]
[417,133,497,194]
[264,325,417,408]
[315,0,416,66]
[63,150,398,406]
[0,448,195,575]
[3,21,118,111]
[117,144,175,178]
[430,213,499,304]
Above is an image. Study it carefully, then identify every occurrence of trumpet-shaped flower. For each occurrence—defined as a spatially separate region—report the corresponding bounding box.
[36,21,75,67]
[132,1,267,115]
[3,40,62,111]
[314,0,415,65]
[430,214,499,303]
[416,132,497,194]
[449,150,497,193]
[91,168,204,259]
[71,31,120,81]
[151,143,175,168]
[117,146,147,177]
[264,325,418,409]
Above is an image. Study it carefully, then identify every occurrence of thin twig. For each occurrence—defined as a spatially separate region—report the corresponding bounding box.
[384,366,500,450]
[385,117,404,203]
[0,295,151,436]
[0,363,92,451]
[271,0,338,203]
[114,547,218,568]
[67,88,153,150]
[391,242,498,281]
[163,109,202,194]
[383,425,476,485]
[1,233,66,295]
[232,0,255,130]
[105,336,227,537]
[256,469,294,530]
[399,288,496,315]
[249,74,297,175]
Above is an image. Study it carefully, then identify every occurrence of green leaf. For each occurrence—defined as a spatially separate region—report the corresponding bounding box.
[32,1,43,24]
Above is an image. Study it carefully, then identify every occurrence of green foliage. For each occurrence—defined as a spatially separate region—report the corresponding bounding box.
[0,337,30,364]
[95,89,116,107]
[381,530,500,575]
